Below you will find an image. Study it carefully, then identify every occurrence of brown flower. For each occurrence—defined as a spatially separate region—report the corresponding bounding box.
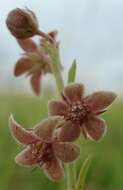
[48,83,117,141]
[6,8,39,39]
[9,115,80,181]
[14,38,52,95]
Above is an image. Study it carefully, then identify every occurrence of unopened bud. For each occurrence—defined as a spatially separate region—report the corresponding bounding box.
[6,8,39,39]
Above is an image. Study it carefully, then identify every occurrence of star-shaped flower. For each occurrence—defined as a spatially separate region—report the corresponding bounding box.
[48,83,117,142]
[14,38,52,95]
[9,115,80,181]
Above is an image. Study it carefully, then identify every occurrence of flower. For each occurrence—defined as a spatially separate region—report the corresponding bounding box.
[41,30,59,47]
[14,38,52,95]
[9,115,80,181]
[48,83,117,142]
[6,8,39,39]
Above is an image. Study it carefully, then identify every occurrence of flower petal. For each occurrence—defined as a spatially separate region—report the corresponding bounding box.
[9,115,39,145]
[48,30,58,40]
[42,157,64,181]
[53,142,80,162]
[30,71,42,95]
[84,116,106,141]
[48,100,67,116]
[63,83,84,103]
[17,38,38,52]
[15,146,36,166]
[34,116,61,142]
[85,91,117,112]
[14,57,33,76]
[56,120,80,142]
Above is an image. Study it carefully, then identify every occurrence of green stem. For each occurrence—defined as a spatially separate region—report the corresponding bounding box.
[45,42,77,190]
[51,49,64,92]
[66,163,76,190]
[43,43,64,93]
[66,60,78,190]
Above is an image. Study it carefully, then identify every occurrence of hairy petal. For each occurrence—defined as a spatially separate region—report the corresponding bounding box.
[56,120,80,142]
[48,30,58,40]
[34,116,61,142]
[9,115,39,145]
[48,100,67,116]
[42,157,64,181]
[85,91,117,112]
[84,116,106,141]
[63,83,84,102]
[15,146,36,166]
[53,142,80,162]
[30,71,42,96]
[17,38,38,52]
[14,57,33,76]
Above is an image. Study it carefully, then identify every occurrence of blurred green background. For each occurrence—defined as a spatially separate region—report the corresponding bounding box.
[0,93,122,190]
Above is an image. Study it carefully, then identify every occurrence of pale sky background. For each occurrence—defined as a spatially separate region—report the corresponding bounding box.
[0,0,123,95]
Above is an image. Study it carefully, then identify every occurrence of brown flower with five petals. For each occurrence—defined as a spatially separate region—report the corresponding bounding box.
[9,115,80,181]
[48,83,117,142]
[14,38,52,95]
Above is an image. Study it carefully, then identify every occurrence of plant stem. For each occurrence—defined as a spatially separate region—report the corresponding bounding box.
[46,42,77,190]
[37,30,53,42]
[66,60,78,190]
[51,50,77,190]
[43,43,64,93]
[66,163,76,190]
[51,48,64,93]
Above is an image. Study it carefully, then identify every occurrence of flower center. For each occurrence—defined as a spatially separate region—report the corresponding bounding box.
[66,101,89,124]
[31,141,54,166]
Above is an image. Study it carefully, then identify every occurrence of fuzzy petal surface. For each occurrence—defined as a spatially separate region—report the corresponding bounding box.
[42,157,64,181]
[14,57,33,76]
[9,115,39,145]
[30,71,42,95]
[34,116,61,142]
[17,38,38,52]
[53,142,80,162]
[63,83,84,102]
[15,146,36,166]
[48,100,67,116]
[85,91,117,112]
[84,116,106,141]
[56,120,80,142]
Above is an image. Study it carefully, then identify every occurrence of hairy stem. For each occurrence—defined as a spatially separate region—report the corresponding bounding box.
[66,163,76,190]
[44,42,77,190]
[66,61,77,190]
[37,30,53,43]
[43,43,64,93]
[50,50,64,93]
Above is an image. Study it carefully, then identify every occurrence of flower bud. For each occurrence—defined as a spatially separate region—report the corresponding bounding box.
[6,8,39,39]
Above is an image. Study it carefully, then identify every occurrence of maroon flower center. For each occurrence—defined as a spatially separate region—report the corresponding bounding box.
[31,141,54,166]
[66,101,89,124]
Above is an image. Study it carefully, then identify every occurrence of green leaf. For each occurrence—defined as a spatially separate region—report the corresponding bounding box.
[68,60,77,83]
[75,155,92,190]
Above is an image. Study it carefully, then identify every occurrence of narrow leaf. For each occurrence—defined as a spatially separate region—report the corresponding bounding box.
[68,60,77,83]
[75,155,92,190]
